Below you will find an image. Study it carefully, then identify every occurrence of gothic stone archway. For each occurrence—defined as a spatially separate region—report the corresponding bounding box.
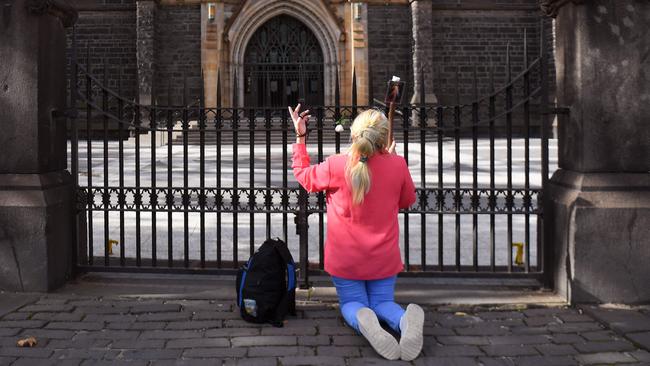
[243,15,324,108]
[228,0,341,107]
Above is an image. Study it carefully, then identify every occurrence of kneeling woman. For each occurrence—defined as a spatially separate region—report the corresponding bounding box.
[289,105,425,361]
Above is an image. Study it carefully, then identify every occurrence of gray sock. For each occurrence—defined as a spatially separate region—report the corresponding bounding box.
[356,307,400,360]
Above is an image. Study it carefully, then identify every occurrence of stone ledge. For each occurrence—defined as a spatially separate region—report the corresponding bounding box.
[0,171,72,191]
[549,170,650,192]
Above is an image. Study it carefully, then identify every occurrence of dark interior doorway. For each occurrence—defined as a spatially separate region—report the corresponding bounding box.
[243,15,324,108]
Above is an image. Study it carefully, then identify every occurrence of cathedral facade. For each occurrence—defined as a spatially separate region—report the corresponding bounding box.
[70,0,553,108]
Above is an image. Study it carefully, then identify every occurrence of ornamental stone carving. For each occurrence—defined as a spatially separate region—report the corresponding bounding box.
[540,0,585,18]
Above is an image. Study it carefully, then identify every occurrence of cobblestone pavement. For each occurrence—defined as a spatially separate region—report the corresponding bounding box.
[1,293,649,366]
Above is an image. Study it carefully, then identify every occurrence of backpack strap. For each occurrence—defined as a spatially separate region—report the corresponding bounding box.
[270,238,296,292]
[269,238,297,323]
[237,257,253,308]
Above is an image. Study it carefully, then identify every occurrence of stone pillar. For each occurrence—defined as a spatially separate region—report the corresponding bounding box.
[546,1,650,303]
[0,0,77,291]
[137,0,156,106]
[344,2,369,105]
[202,2,226,108]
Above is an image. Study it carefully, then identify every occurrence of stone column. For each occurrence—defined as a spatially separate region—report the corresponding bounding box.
[410,0,437,126]
[343,2,369,105]
[137,0,156,106]
[0,0,77,291]
[546,1,650,303]
[202,2,226,108]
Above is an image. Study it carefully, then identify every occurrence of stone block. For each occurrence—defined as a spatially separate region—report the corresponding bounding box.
[182,347,246,358]
[0,172,73,292]
[231,336,297,347]
[546,170,650,303]
[413,357,477,366]
[581,306,650,333]
[534,344,577,356]
[511,355,577,366]
[627,332,650,350]
[480,344,539,357]
[120,349,182,360]
[574,352,638,365]
[249,346,314,357]
[279,356,346,366]
[165,337,229,349]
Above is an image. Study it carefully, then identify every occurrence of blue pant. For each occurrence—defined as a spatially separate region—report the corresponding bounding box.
[331,275,405,333]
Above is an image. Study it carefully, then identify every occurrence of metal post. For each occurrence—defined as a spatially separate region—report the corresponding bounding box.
[539,19,552,287]
[297,188,310,289]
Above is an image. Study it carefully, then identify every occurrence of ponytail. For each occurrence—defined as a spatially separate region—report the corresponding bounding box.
[346,110,390,205]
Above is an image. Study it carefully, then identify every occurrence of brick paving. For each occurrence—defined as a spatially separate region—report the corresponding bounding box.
[0,294,649,365]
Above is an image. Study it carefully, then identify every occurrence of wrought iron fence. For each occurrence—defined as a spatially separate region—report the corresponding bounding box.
[68,22,553,287]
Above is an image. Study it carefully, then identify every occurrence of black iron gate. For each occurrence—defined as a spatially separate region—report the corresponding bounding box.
[68,22,554,287]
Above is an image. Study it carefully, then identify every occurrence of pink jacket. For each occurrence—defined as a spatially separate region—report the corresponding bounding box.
[292,143,416,280]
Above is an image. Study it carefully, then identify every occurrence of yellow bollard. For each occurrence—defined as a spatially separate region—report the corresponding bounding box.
[513,242,524,266]
[108,240,119,255]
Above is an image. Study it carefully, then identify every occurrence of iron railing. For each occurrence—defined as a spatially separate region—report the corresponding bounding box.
[68,22,552,287]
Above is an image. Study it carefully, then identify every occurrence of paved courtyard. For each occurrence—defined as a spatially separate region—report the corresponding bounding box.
[67,138,558,268]
[1,275,650,366]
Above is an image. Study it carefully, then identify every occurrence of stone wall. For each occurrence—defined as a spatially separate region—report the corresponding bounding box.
[428,9,547,105]
[65,0,556,119]
[367,3,414,105]
[154,4,202,106]
[68,1,137,101]
[406,0,556,135]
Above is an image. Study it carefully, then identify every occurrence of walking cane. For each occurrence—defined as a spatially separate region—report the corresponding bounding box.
[385,76,405,146]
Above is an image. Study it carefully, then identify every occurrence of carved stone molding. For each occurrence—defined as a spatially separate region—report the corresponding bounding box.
[27,0,77,27]
[540,0,585,18]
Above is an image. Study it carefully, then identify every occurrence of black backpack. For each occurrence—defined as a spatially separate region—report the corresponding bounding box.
[236,238,297,327]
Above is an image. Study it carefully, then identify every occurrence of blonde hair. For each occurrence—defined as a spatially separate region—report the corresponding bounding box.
[346,109,390,205]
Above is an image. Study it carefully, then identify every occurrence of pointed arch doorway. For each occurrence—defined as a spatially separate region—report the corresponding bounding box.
[243,15,324,108]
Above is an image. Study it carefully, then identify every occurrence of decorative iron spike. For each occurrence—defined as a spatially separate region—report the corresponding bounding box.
[539,18,546,57]
[473,65,478,101]
[334,65,340,108]
[367,62,374,105]
[182,72,188,107]
[523,28,528,69]
[298,64,305,104]
[351,67,357,107]
[167,79,172,107]
[455,65,460,105]
[489,59,495,93]
[103,59,107,86]
[200,68,205,108]
[506,42,512,82]
[117,66,122,96]
[85,42,90,72]
[420,67,426,106]
[216,69,221,108]
[233,70,238,107]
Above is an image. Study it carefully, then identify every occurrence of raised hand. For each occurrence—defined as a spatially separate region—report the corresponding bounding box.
[288,103,310,136]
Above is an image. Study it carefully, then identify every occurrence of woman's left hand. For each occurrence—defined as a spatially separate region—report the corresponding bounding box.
[288,104,310,136]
